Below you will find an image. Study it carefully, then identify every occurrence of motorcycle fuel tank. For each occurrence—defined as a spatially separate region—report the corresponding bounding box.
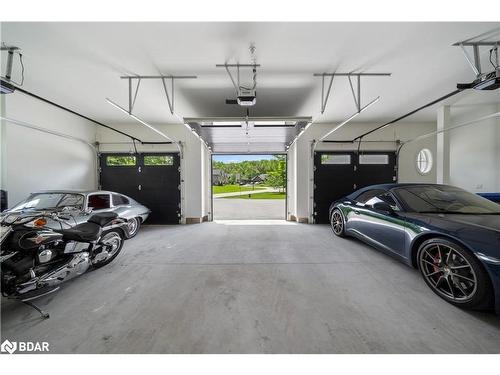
[17,229,63,250]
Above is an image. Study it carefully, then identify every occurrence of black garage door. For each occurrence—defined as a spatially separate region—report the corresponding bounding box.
[100,153,181,224]
[314,151,397,224]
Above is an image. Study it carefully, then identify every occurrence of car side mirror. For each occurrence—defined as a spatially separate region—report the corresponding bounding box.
[373,201,395,215]
[84,207,93,215]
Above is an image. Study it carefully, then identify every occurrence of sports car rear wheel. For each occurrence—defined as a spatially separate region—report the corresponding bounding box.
[127,217,141,238]
[330,208,345,237]
[417,238,493,310]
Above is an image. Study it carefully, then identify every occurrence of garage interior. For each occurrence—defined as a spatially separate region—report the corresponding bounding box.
[1,22,500,354]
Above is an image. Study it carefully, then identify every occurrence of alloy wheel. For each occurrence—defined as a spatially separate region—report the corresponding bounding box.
[331,210,344,235]
[419,242,477,302]
[127,218,139,236]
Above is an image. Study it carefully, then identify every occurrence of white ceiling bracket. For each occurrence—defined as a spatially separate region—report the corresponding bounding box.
[0,43,22,85]
[453,28,500,77]
[456,41,500,77]
[161,77,175,114]
[347,75,361,112]
[319,73,335,114]
[313,72,391,115]
[120,74,197,116]
[127,77,141,114]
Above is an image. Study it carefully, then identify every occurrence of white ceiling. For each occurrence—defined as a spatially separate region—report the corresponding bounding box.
[1,22,500,130]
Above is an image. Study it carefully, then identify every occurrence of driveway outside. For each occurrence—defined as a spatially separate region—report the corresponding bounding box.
[213,197,285,220]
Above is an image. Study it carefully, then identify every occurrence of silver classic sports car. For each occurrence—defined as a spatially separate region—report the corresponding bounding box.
[2,190,150,238]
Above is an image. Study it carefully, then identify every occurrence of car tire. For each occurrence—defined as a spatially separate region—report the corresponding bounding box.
[126,217,141,238]
[417,238,493,310]
[330,208,346,237]
[93,230,125,268]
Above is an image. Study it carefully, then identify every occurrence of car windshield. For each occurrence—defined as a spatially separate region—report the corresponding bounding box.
[393,185,500,214]
[10,193,84,211]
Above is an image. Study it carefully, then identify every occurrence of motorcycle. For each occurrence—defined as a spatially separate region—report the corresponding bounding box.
[0,210,129,319]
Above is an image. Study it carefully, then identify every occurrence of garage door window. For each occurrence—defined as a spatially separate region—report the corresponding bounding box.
[416,149,433,175]
[359,154,389,164]
[106,155,136,166]
[321,154,351,164]
[144,155,174,166]
[88,194,111,210]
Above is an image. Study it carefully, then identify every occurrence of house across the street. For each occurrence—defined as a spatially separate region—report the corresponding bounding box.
[212,169,228,185]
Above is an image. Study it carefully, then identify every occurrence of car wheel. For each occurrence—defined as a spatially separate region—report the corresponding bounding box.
[93,230,124,268]
[127,217,141,238]
[417,238,493,310]
[330,208,345,237]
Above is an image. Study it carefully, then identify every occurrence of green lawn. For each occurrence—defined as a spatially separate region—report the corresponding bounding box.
[223,192,286,199]
[212,184,264,194]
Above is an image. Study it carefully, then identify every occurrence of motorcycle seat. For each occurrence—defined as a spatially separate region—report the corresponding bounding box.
[56,222,102,242]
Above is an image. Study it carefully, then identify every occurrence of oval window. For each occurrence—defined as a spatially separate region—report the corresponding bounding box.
[416,148,433,175]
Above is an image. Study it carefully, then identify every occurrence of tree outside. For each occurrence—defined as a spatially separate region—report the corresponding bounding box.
[212,155,286,198]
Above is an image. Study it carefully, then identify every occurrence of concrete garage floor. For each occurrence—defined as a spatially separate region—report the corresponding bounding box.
[2,221,500,354]
[213,198,285,219]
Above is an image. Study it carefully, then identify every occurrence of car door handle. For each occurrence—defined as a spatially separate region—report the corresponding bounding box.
[354,210,360,215]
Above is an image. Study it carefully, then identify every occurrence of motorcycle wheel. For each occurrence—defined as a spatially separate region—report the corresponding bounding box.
[93,230,124,268]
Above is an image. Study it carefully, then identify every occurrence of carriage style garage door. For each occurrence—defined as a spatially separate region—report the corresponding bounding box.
[313,151,397,224]
[99,153,181,224]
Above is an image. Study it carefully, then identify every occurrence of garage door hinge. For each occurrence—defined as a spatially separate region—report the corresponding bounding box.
[138,166,142,173]
[353,165,357,171]
[178,185,181,190]
[353,184,357,189]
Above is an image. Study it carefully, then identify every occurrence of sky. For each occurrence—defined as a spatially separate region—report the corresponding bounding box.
[213,155,275,163]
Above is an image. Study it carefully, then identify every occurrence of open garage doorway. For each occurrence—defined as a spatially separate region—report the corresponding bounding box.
[211,154,287,220]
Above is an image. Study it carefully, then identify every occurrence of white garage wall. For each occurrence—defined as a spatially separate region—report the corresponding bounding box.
[287,121,437,222]
[448,102,500,193]
[96,123,210,223]
[0,92,97,208]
